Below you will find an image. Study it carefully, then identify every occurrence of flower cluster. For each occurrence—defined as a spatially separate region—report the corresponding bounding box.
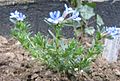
[10,10,26,21]
[47,11,64,24]
[9,4,105,74]
[46,4,81,24]
[105,26,120,38]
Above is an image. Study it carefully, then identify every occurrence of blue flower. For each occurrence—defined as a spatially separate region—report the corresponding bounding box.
[62,4,81,21]
[46,4,81,25]
[62,4,74,18]
[10,10,26,21]
[68,11,81,21]
[47,11,64,24]
[105,26,119,38]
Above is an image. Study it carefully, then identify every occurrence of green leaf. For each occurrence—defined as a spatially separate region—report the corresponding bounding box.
[97,15,104,26]
[79,5,95,20]
[83,2,96,8]
[60,39,68,51]
[85,27,95,35]
[48,29,56,40]
[96,31,102,40]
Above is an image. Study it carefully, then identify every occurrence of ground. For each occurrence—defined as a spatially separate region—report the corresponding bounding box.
[0,0,120,81]
[0,36,120,81]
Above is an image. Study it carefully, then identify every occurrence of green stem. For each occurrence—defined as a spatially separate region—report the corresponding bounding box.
[74,27,77,38]
[53,24,62,56]
[27,36,35,48]
[55,26,60,50]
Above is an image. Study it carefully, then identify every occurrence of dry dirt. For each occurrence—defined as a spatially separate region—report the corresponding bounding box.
[0,36,120,81]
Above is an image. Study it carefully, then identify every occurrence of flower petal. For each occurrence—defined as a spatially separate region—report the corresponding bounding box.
[105,26,120,38]
[10,11,26,21]
[49,12,55,19]
[57,17,64,22]
[55,11,60,19]
[64,4,68,11]
[73,17,81,21]
[47,18,54,23]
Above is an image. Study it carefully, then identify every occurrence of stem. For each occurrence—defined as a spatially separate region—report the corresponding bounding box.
[55,26,60,50]
[74,27,77,38]
[53,24,62,55]
[27,35,35,48]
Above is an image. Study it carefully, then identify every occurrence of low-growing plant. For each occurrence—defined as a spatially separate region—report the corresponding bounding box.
[10,2,119,76]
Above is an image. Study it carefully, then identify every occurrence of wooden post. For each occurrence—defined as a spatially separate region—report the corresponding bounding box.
[102,28,120,63]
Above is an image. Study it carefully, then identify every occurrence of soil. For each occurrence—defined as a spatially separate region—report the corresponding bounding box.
[0,0,120,81]
[0,36,120,81]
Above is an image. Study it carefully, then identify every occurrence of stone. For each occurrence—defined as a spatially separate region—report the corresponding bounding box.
[102,28,120,63]
[114,69,120,76]
[31,74,39,79]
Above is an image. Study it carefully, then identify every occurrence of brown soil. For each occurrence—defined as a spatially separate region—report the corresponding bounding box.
[0,36,120,81]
